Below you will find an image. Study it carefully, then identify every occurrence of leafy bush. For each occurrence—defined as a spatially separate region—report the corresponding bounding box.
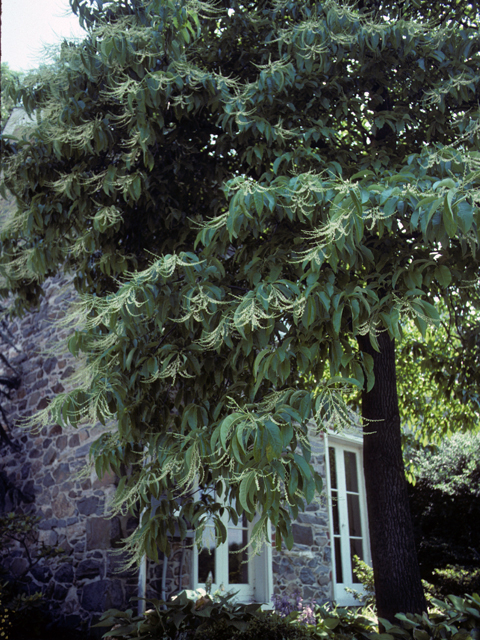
[0,511,70,639]
[407,433,480,594]
[380,594,480,640]
[95,588,480,640]
[95,589,265,639]
[429,566,480,598]
[344,556,376,608]
[195,614,313,640]
[0,595,12,640]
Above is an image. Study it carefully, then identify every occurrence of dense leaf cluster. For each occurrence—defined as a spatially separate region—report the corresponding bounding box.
[1,0,479,563]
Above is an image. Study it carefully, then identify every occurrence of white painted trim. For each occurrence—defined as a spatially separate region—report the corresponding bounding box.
[192,511,273,605]
[325,432,371,606]
[138,553,147,614]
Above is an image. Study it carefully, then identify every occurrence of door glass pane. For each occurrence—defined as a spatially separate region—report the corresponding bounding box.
[344,451,359,493]
[228,526,248,584]
[228,512,248,584]
[350,538,363,583]
[329,447,337,489]
[347,493,362,537]
[334,537,343,583]
[331,489,340,535]
[198,526,216,583]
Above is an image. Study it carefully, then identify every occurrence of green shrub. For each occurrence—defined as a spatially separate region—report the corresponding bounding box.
[94,589,265,639]
[95,591,480,640]
[0,512,69,639]
[344,556,376,608]
[380,594,480,640]
[0,595,12,640]
[407,433,480,594]
[430,565,480,598]
[195,613,313,640]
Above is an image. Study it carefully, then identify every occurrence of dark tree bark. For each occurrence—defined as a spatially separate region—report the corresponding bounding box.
[358,331,426,623]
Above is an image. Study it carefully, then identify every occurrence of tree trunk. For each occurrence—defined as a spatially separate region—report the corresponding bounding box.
[358,331,426,623]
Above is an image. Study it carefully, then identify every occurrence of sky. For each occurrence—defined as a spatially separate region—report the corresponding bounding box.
[2,0,87,73]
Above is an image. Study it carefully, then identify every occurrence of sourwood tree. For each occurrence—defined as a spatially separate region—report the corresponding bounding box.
[1,0,480,622]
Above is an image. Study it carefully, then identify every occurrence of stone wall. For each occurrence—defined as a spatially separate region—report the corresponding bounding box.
[0,275,135,632]
[272,433,332,604]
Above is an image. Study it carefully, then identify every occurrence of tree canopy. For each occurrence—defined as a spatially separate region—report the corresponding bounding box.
[1,64,22,130]
[1,0,480,621]
[398,292,480,447]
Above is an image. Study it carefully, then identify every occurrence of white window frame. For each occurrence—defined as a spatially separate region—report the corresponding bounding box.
[325,432,371,606]
[192,506,273,604]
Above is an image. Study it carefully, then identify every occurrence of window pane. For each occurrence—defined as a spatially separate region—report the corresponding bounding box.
[329,447,337,489]
[350,538,363,583]
[347,493,362,538]
[344,451,359,493]
[334,537,343,583]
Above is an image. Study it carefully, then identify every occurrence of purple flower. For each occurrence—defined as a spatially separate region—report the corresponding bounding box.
[272,590,317,625]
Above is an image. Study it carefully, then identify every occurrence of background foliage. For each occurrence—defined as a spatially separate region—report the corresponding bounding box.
[407,433,480,597]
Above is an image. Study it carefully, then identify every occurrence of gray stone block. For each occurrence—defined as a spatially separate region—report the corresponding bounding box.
[107,579,125,609]
[54,463,70,483]
[43,447,56,466]
[30,564,52,583]
[38,518,57,530]
[81,580,106,612]
[299,567,315,585]
[81,578,125,612]
[43,357,57,374]
[52,583,69,600]
[74,442,92,458]
[54,563,74,583]
[292,523,314,546]
[63,614,83,631]
[21,463,31,479]
[43,472,55,487]
[78,496,99,515]
[77,558,103,580]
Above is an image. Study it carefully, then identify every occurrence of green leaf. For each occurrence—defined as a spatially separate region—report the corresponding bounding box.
[220,413,241,450]
[293,453,312,485]
[239,472,255,514]
[443,191,457,238]
[253,190,264,215]
[434,265,452,288]
[332,304,343,335]
[265,420,282,461]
